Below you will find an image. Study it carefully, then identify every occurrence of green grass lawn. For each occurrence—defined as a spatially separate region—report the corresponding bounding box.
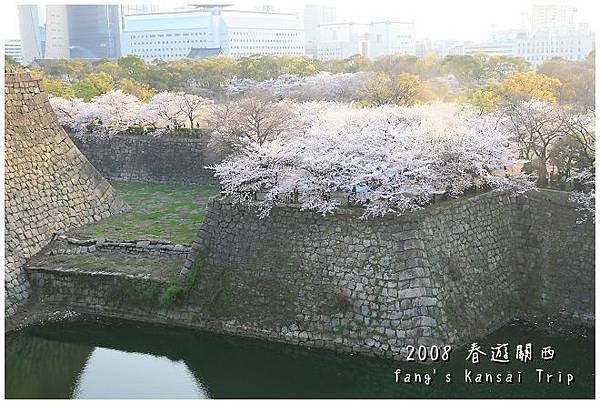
[70,181,220,244]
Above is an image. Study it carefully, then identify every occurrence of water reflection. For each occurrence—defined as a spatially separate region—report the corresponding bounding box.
[73,348,207,399]
[4,318,594,399]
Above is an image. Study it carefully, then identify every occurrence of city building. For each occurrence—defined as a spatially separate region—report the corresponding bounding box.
[120,5,304,62]
[459,3,594,68]
[18,4,121,63]
[416,39,462,59]
[317,22,367,60]
[121,4,160,16]
[187,47,224,58]
[67,5,121,58]
[532,4,577,31]
[464,40,515,57]
[304,4,336,59]
[515,24,594,68]
[463,29,525,57]
[17,5,44,65]
[368,21,416,58]
[4,39,23,64]
[44,5,69,59]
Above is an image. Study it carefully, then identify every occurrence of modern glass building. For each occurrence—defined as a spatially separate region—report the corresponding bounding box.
[67,5,121,58]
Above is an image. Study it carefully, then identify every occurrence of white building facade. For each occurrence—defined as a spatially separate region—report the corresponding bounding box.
[43,5,70,59]
[368,21,416,58]
[532,4,577,31]
[515,24,595,68]
[4,39,23,64]
[317,22,367,60]
[120,6,304,62]
[304,4,336,59]
[463,30,525,57]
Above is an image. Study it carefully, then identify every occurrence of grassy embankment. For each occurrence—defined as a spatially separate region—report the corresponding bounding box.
[71,181,220,245]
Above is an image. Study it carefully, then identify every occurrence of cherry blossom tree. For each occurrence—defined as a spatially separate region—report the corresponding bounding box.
[500,98,595,187]
[175,93,214,129]
[74,89,144,135]
[49,96,86,129]
[137,91,185,130]
[137,91,213,130]
[212,102,533,218]
[225,72,370,102]
[568,169,595,223]
[209,90,303,151]
[500,98,568,187]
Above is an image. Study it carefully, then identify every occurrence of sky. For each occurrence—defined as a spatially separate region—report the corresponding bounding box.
[2,0,598,43]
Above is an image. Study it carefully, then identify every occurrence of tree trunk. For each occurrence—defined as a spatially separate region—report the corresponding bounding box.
[536,155,548,187]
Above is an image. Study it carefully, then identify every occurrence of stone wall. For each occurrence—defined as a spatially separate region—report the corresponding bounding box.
[4,70,126,316]
[420,193,522,345]
[25,191,594,360]
[70,132,224,186]
[182,191,593,357]
[517,192,595,324]
[46,235,191,257]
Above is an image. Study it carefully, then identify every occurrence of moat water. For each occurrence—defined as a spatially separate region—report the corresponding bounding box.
[5,318,594,399]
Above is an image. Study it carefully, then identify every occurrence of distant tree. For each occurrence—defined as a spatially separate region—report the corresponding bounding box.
[92,59,126,80]
[370,54,420,75]
[44,59,88,81]
[538,57,595,111]
[415,55,444,79]
[168,56,237,94]
[237,55,281,81]
[117,54,148,79]
[442,55,485,85]
[282,56,318,77]
[497,71,562,104]
[72,72,114,101]
[226,71,370,102]
[476,54,530,81]
[360,72,424,107]
[472,71,562,113]
[471,87,500,113]
[145,61,179,91]
[118,78,155,102]
[43,77,75,98]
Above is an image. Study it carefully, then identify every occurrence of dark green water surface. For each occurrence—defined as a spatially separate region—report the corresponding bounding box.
[5,318,594,398]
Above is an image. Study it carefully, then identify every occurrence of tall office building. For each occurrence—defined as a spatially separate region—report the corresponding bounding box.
[44,5,70,59]
[121,5,304,62]
[4,39,23,64]
[368,21,416,58]
[67,5,121,58]
[17,5,44,65]
[18,4,121,63]
[304,4,336,59]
